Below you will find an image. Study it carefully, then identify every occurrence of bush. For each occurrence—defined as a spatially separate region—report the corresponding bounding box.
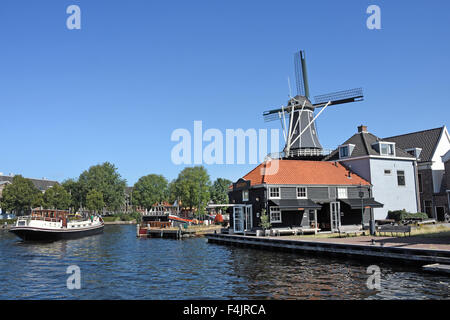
[388,210,428,221]
[0,219,17,225]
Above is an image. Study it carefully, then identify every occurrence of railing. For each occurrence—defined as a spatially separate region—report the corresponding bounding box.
[267,148,333,160]
[142,211,170,217]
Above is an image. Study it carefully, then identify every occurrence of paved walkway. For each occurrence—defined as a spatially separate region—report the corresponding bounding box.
[277,234,450,251]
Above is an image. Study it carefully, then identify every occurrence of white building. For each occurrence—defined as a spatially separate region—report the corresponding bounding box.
[326,125,419,220]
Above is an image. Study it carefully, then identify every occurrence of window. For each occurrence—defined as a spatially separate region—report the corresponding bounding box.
[338,144,355,159]
[339,146,349,158]
[406,148,422,160]
[242,190,249,201]
[418,173,423,193]
[297,187,307,199]
[384,169,392,175]
[380,143,395,156]
[337,188,348,199]
[269,187,280,199]
[397,170,405,186]
[269,207,282,223]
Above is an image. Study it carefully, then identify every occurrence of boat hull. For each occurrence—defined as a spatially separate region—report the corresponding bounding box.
[9,224,104,241]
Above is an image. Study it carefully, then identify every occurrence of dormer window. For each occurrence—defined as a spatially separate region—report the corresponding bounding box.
[339,144,355,159]
[405,148,422,159]
[380,143,395,156]
[373,141,396,156]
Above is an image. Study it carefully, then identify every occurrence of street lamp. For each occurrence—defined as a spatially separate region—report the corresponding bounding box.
[358,183,364,231]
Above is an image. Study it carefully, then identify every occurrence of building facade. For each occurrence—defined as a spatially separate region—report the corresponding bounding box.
[228,160,382,234]
[384,126,450,220]
[326,126,419,221]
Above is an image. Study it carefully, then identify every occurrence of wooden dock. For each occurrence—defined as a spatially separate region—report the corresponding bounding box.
[206,233,450,267]
[137,224,221,239]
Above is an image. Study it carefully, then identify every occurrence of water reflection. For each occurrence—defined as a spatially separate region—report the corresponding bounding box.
[0,226,448,300]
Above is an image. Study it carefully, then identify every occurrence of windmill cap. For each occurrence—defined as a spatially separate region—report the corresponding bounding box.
[288,95,314,109]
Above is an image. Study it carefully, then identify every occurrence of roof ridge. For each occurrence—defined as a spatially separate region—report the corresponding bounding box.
[360,132,371,155]
[384,126,444,139]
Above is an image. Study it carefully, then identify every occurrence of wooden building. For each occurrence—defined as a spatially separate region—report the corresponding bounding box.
[228,160,383,234]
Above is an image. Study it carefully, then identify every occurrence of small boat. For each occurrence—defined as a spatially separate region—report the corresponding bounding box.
[9,209,104,241]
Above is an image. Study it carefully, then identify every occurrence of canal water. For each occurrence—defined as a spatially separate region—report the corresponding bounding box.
[0,225,448,300]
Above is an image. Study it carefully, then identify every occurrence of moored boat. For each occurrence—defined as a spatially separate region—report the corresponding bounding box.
[9,209,104,241]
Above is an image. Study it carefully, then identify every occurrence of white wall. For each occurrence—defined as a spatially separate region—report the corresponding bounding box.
[431,127,450,192]
[369,158,418,220]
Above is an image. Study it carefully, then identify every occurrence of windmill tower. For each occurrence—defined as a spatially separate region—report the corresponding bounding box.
[263,50,364,159]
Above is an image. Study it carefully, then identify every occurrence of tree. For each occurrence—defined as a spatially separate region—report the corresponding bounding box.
[167,180,178,204]
[259,208,271,230]
[86,189,104,214]
[172,166,211,216]
[132,174,168,210]
[78,162,126,212]
[210,178,232,205]
[0,175,42,215]
[62,179,83,212]
[43,184,72,210]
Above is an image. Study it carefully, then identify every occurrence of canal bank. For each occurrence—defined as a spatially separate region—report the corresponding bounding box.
[206,233,450,268]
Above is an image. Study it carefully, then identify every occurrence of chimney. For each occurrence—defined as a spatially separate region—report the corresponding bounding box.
[358,125,368,133]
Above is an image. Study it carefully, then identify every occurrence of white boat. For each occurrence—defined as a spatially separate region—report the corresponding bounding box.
[10,209,104,241]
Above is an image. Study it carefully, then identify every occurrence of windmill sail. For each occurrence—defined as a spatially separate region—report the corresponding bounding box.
[262,50,364,159]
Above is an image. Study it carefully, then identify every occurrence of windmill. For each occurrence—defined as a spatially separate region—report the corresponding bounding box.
[263,50,364,159]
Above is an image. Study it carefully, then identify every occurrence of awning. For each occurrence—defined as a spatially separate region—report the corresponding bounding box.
[340,198,384,209]
[269,199,322,210]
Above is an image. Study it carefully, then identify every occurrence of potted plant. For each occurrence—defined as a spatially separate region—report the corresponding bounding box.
[258,209,271,236]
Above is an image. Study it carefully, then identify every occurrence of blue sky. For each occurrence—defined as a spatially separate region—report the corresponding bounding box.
[1,0,449,185]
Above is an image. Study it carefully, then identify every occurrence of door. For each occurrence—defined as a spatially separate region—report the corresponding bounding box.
[233,206,244,233]
[436,207,445,222]
[330,202,341,232]
[245,205,253,231]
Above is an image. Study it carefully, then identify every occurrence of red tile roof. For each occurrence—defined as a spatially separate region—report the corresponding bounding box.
[242,160,370,186]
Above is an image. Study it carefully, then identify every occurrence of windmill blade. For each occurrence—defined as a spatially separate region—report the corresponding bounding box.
[263,106,287,122]
[294,51,310,98]
[294,52,305,96]
[313,88,364,107]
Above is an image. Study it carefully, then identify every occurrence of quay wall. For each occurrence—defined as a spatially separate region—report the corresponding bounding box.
[206,234,450,267]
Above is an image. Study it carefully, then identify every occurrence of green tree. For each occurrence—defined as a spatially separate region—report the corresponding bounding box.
[86,189,105,214]
[43,184,72,210]
[173,166,211,216]
[62,179,82,212]
[167,180,178,204]
[210,178,232,204]
[78,162,126,212]
[132,174,168,210]
[0,175,42,215]
[259,209,271,230]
